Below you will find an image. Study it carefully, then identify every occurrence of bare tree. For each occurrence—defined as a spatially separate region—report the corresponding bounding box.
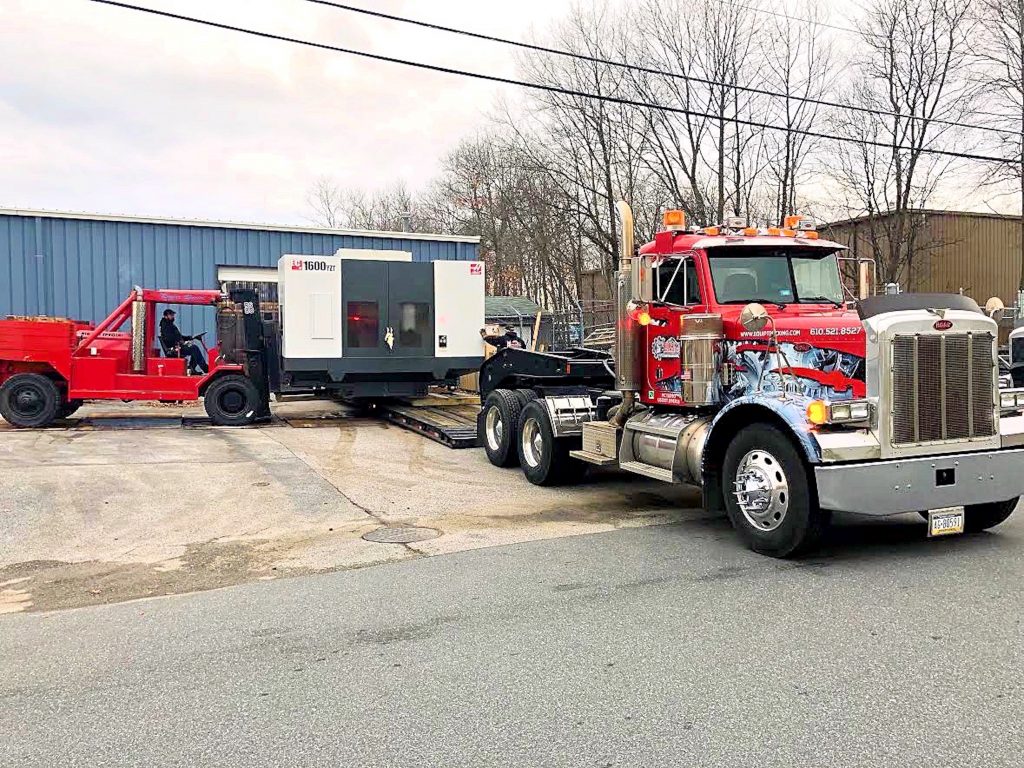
[630,0,765,225]
[761,1,835,223]
[972,0,1024,290]
[831,0,977,286]
[305,179,429,233]
[306,176,345,228]
[342,182,424,232]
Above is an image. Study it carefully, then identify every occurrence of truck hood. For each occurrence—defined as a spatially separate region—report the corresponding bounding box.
[718,305,866,357]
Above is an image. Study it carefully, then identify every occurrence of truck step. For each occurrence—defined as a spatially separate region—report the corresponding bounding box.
[569,449,618,467]
[618,460,677,483]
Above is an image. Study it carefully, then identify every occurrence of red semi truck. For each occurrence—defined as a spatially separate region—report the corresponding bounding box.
[478,204,1024,556]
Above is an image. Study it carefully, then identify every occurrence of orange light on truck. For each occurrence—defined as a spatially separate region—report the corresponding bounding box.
[703,226,721,236]
[806,400,829,426]
[767,227,781,236]
[662,210,686,229]
[742,227,758,237]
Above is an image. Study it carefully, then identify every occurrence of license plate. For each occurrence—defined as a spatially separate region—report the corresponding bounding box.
[928,506,965,537]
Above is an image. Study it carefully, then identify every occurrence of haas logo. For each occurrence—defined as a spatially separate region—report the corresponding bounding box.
[291,258,304,271]
[470,263,483,276]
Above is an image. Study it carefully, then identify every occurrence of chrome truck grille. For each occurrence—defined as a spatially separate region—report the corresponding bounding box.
[891,332,995,445]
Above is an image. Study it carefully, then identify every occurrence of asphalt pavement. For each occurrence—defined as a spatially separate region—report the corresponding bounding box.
[2,512,1023,767]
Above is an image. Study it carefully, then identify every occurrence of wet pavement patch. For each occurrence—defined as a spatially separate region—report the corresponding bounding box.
[362,526,441,544]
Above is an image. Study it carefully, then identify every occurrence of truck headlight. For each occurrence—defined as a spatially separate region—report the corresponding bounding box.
[999,388,1024,412]
[807,399,872,426]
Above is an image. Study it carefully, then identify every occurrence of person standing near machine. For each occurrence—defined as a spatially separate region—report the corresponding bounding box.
[159,308,208,374]
[480,325,525,350]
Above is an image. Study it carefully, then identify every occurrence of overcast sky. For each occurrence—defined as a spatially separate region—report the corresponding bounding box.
[1,1,1000,226]
[1,0,572,225]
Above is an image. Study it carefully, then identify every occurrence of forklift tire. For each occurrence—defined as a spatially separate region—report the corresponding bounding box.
[517,399,587,486]
[482,389,523,467]
[204,375,261,427]
[722,422,829,558]
[0,373,61,428]
[59,399,84,419]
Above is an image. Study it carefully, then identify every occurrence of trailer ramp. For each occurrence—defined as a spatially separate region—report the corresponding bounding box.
[378,401,480,449]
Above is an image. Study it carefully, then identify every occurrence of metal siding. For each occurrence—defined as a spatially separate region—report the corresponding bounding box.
[828,212,1022,307]
[1,212,477,341]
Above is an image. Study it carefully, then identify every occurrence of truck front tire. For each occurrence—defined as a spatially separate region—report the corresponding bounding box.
[0,374,61,428]
[722,422,828,558]
[964,498,1018,532]
[204,375,261,427]
[517,400,587,486]
[482,389,523,467]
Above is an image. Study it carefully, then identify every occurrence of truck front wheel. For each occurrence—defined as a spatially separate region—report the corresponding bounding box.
[204,375,261,426]
[722,423,828,557]
[964,498,1018,532]
[517,400,587,486]
[0,373,61,428]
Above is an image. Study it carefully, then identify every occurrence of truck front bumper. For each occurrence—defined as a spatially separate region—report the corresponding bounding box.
[814,448,1024,515]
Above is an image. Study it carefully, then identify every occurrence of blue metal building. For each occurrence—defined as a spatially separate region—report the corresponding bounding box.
[0,208,479,338]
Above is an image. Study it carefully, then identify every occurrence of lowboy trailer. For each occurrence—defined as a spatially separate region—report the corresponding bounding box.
[479,203,1024,557]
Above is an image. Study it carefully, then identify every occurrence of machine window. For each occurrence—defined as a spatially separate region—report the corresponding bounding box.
[397,302,430,348]
[347,301,379,348]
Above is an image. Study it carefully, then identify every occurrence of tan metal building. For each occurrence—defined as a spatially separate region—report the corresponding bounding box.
[823,210,1024,307]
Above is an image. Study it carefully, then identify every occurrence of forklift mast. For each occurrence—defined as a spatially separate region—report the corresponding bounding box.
[226,289,275,419]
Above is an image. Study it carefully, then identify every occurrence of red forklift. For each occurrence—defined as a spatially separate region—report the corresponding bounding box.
[0,287,271,428]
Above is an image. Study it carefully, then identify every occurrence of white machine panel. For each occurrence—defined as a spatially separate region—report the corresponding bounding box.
[334,248,412,262]
[434,261,486,358]
[278,255,342,359]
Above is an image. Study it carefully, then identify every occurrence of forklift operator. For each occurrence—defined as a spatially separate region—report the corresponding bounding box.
[159,309,208,375]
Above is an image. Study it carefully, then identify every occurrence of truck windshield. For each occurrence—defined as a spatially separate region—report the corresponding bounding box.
[707,248,845,306]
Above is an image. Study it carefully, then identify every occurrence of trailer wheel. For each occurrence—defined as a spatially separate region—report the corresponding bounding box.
[517,399,587,486]
[482,389,522,467]
[722,422,828,558]
[0,374,61,428]
[513,388,537,407]
[204,375,261,426]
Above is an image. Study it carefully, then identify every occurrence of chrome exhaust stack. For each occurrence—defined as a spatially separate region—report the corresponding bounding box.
[612,201,638,426]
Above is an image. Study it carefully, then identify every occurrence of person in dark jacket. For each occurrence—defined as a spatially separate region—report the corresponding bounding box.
[479,325,525,350]
[159,309,207,374]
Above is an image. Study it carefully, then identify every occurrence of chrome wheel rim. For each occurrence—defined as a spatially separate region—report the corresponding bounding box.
[521,417,543,468]
[733,448,789,531]
[485,406,503,451]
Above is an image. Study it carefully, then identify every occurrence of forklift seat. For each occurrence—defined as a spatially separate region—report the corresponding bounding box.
[158,337,177,358]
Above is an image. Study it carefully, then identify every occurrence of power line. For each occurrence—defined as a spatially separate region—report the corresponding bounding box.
[712,0,870,38]
[89,0,1015,166]
[305,0,1006,136]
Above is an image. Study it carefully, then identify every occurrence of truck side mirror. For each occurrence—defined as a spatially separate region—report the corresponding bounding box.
[739,302,770,333]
